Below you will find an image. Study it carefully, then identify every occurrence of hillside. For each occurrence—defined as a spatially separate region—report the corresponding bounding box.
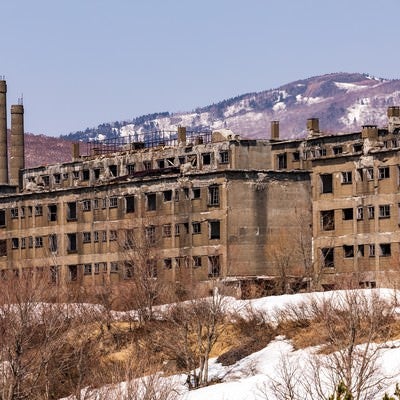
[62,72,400,143]
[24,72,400,168]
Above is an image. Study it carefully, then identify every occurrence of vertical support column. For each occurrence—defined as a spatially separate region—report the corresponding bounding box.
[10,104,24,188]
[0,80,8,184]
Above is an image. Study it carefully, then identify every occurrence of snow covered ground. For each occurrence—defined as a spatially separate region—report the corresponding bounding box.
[62,289,400,399]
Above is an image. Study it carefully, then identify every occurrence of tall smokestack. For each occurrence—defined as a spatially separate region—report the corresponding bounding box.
[10,103,24,187]
[0,80,8,184]
[271,121,280,140]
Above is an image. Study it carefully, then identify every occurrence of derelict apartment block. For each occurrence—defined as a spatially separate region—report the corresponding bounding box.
[2,77,400,292]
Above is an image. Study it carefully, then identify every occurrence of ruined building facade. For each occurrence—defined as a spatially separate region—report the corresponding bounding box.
[0,78,400,292]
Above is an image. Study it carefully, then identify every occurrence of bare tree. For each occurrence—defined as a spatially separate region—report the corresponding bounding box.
[158,287,227,388]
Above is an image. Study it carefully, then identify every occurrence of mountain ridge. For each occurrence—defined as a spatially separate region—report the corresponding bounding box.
[25,72,400,167]
[61,72,400,143]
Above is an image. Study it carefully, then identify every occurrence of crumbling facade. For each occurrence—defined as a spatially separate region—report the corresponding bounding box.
[1,78,400,293]
[0,80,311,295]
[270,107,400,289]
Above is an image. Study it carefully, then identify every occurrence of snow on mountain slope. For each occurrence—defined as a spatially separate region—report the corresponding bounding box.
[64,73,400,144]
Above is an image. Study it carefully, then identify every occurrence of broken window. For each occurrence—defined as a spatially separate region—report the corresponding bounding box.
[163,224,172,237]
[209,220,221,239]
[358,244,364,257]
[353,143,363,152]
[379,243,391,257]
[124,263,134,279]
[369,244,376,257]
[379,166,390,179]
[163,190,172,202]
[143,161,152,170]
[35,237,43,248]
[174,189,180,202]
[208,185,220,206]
[164,258,172,269]
[193,256,202,268]
[357,206,364,220]
[157,159,165,169]
[125,195,135,213]
[20,238,26,249]
[42,175,50,186]
[82,169,90,181]
[343,245,354,258]
[379,204,390,218]
[292,152,300,161]
[341,171,352,184]
[93,231,99,243]
[342,208,353,220]
[175,224,180,236]
[82,199,91,212]
[192,187,201,199]
[93,199,99,209]
[0,240,6,256]
[192,222,201,234]
[147,260,157,277]
[83,264,92,275]
[10,208,18,219]
[219,151,229,164]
[183,188,190,199]
[320,174,333,194]
[94,168,101,180]
[277,153,287,169]
[146,193,156,211]
[321,247,334,268]
[50,266,58,284]
[82,232,91,243]
[11,238,19,249]
[124,229,134,249]
[109,230,118,241]
[72,171,79,180]
[94,263,100,274]
[110,262,119,273]
[127,163,135,175]
[48,204,57,222]
[109,165,117,177]
[145,226,156,245]
[68,265,78,281]
[49,234,57,252]
[35,205,43,216]
[202,153,211,165]
[67,202,77,220]
[208,256,220,277]
[67,233,77,253]
[333,146,342,155]
[0,210,5,227]
[357,169,364,182]
[321,210,335,230]
[367,168,374,180]
[102,231,107,242]
[54,173,61,184]
[367,205,375,219]
[109,197,118,208]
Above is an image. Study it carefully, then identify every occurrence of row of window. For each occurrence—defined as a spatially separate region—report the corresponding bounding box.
[321,243,392,268]
[34,152,230,186]
[2,186,220,226]
[6,221,221,253]
[321,204,393,230]
[320,166,392,193]
[56,254,221,282]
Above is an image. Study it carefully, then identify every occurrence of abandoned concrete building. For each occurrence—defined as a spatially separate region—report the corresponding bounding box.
[1,78,400,292]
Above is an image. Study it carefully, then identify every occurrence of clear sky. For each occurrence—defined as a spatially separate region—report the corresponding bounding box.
[1,0,399,137]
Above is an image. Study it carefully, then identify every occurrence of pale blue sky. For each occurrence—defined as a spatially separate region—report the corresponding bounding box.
[1,0,399,137]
